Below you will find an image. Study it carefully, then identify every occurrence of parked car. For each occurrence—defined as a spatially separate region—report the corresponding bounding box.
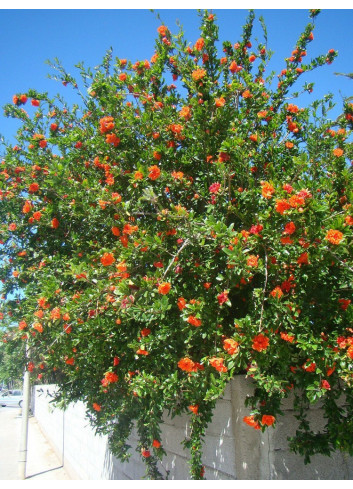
[1,389,23,407]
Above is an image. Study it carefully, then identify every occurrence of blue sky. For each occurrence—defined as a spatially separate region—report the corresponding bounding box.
[0,6,353,144]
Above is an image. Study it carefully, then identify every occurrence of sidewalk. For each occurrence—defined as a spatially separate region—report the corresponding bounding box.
[0,407,71,480]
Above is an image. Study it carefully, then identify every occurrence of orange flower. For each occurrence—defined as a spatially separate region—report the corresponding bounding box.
[223,338,239,355]
[283,221,296,235]
[33,211,42,221]
[344,216,353,226]
[242,90,252,99]
[285,141,294,149]
[134,171,144,180]
[229,61,242,73]
[29,183,39,193]
[171,171,184,180]
[178,357,196,372]
[19,320,27,330]
[325,229,343,245]
[33,322,43,333]
[111,227,120,236]
[289,195,305,208]
[188,405,199,414]
[93,403,101,412]
[99,116,115,134]
[187,315,202,327]
[177,297,187,310]
[192,68,206,81]
[297,252,309,265]
[270,287,283,299]
[152,439,161,448]
[281,236,293,245]
[275,199,291,215]
[37,297,48,308]
[22,201,33,214]
[215,97,225,107]
[100,253,115,266]
[261,182,275,199]
[51,218,59,229]
[243,415,261,430]
[249,134,258,142]
[280,332,295,343]
[247,255,259,267]
[50,307,61,320]
[333,148,344,157]
[148,165,161,180]
[157,282,171,295]
[194,38,205,51]
[136,349,149,356]
[123,223,138,235]
[209,357,227,373]
[287,104,299,113]
[179,106,191,120]
[65,357,75,365]
[261,415,275,426]
[105,133,120,146]
[252,334,269,352]
[103,371,118,384]
[157,25,168,37]
[141,328,151,337]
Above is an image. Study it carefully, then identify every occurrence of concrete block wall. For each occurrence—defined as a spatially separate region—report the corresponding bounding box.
[33,379,353,480]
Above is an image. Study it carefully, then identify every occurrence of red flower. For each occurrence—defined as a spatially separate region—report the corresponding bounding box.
[252,334,269,352]
[325,229,343,245]
[209,182,221,194]
[229,61,242,73]
[99,116,115,134]
[217,291,228,305]
[270,287,283,299]
[243,415,261,430]
[188,405,199,414]
[157,282,171,295]
[178,357,196,372]
[51,218,59,229]
[177,297,187,310]
[100,253,115,266]
[283,221,296,235]
[261,415,275,426]
[321,380,331,390]
[29,183,40,193]
[141,328,151,337]
[148,165,161,180]
[223,338,239,355]
[187,315,202,327]
[297,252,309,265]
[209,357,227,373]
[152,439,161,448]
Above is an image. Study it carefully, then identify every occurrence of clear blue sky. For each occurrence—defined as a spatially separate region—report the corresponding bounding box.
[0,7,353,143]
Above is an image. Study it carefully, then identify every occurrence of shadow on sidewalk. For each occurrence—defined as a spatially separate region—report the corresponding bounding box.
[26,465,64,479]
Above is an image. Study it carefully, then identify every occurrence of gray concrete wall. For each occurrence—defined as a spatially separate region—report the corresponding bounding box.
[33,378,353,480]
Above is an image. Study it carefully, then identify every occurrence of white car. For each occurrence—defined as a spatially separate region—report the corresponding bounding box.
[1,390,23,407]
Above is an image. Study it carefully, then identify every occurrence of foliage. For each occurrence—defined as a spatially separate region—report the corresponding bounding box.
[1,9,353,479]
[0,334,25,387]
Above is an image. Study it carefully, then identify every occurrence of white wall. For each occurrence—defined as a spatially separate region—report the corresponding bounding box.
[33,378,353,480]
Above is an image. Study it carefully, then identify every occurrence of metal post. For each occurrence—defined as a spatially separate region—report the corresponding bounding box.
[19,344,31,480]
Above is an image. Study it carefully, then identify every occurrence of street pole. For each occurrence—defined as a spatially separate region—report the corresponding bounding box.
[19,343,31,480]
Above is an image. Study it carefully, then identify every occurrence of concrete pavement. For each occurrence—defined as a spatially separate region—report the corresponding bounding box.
[0,406,71,480]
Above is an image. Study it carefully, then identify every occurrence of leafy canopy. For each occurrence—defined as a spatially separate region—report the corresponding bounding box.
[1,9,353,480]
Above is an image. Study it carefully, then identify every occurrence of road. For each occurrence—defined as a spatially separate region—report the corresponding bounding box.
[0,406,71,480]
